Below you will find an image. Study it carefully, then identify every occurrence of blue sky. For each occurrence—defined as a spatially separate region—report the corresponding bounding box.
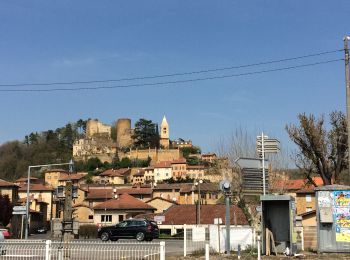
[0,1,349,153]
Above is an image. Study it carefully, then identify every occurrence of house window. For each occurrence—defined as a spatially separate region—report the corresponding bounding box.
[88,215,93,220]
[119,215,124,222]
[306,195,312,202]
[101,215,112,223]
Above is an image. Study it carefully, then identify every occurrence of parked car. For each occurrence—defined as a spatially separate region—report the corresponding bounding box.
[0,229,11,239]
[98,219,159,242]
[36,227,47,234]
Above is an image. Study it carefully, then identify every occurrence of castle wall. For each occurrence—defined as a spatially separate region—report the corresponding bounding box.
[86,119,111,137]
[126,148,181,165]
[157,149,181,162]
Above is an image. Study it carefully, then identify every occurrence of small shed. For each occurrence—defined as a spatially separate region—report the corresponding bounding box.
[315,185,350,252]
[261,195,297,255]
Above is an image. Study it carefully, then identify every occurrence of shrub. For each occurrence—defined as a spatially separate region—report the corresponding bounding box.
[79,225,98,239]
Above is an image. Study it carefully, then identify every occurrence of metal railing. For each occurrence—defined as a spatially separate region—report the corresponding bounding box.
[0,240,165,260]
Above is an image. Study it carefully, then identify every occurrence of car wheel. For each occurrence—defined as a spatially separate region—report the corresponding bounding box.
[145,238,153,242]
[136,232,145,241]
[100,232,110,242]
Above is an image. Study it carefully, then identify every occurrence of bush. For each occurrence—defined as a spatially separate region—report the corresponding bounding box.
[79,225,98,239]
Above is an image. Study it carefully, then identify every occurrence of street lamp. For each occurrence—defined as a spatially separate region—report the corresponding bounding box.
[195,179,203,225]
[25,160,74,239]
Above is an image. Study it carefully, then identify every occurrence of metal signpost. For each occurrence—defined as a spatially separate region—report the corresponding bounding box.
[256,133,279,195]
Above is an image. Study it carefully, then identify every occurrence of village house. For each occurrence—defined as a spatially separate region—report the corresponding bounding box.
[152,183,184,202]
[171,159,187,178]
[179,182,222,205]
[58,173,87,187]
[85,187,115,208]
[132,171,145,185]
[187,165,205,179]
[201,153,217,164]
[18,183,54,221]
[116,186,153,201]
[44,169,70,188]
[154,161,172,182]
[145,197,179,214]
[93,193,155,226]
[144,167,155,184]
[0,178,19,203]
[99,168,131,185]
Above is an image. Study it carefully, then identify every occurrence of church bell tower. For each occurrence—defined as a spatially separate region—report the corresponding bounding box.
[160,116,170,149]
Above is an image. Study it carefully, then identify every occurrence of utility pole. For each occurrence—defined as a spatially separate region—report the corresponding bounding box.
[344,36,350,183]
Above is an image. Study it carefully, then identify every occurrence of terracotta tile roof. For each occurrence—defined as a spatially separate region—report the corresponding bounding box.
[93,193,155,210]
[145,197,179,205]
[153,204,248,225]
[59,173,85,181]
[15,177,38,182]
[86,188,114,200]
[298,210,316,217]
[271,176,323,192]
[154,161,172,168]
[0,179,17,187]
[171,159,187,164]
[133,172,145,177]
[116,187,152,195]
[153,183,189,190]
[100,168,130,177]
[19,184,53,191]
[44,169,70,173]
[296,186,316,194]
[144,167,154,171]
[180,183,218,193]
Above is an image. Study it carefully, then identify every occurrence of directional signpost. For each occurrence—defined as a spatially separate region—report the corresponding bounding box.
[256,133,279,195]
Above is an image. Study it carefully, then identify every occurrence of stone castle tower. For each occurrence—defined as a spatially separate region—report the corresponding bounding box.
[116,118,133,149]
[159,116,170,149]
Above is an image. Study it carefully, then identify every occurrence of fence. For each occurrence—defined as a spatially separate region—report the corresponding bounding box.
[0,240,165,260]
[183,224,254,256]
[183,224,210,256]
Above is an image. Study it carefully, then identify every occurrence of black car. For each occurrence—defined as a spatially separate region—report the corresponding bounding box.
[98,219,159,242]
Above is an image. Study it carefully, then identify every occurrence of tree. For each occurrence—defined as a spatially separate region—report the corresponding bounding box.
[0,194,12,227]
[132,119,159,149]
[286,112,347,185]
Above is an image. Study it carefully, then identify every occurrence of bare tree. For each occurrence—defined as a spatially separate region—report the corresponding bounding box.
[286,111,347,185]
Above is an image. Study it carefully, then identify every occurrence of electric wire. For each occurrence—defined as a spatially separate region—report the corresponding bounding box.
[0,58,343,92]
[0,49,343,88]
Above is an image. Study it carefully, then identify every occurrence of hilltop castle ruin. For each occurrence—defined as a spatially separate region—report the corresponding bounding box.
[73,116,189,165]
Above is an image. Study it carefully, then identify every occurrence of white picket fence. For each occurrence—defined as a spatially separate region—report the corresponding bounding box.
[0,240,165,260]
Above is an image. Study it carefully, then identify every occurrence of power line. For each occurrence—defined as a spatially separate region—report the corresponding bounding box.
[0,58,342,93]
[0,49,342,88]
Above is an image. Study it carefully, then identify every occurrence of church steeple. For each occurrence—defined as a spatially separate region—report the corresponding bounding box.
[160,115,170,149]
